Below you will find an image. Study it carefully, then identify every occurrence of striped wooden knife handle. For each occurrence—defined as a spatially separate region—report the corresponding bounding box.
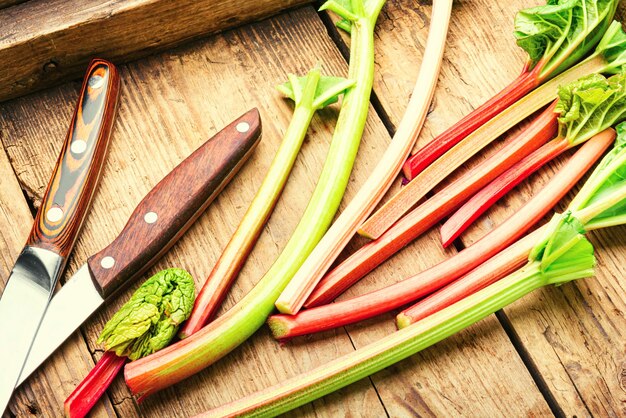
[27,59,121,258]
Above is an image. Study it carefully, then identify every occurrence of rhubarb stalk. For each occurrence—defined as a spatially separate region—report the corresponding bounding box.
[401,0,619,182]
[442,71,626,245]
[267,130,612,339]
[124,0,385,399]
[399,121,626,326]
[64,269,195,418]
[178,68,354,337]
[274,0,452,315]
[361,19,626,239]
[201,213,596,417]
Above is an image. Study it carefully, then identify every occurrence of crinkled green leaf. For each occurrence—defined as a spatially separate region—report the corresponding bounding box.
[277,70,354,109]
[514,0,618,78]
[98,268,195,361]
[555,72,626,144]
[529,212,595,285]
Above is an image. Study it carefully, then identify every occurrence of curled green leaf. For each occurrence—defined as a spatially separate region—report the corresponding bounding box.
[320,0,387,33]
[529,211,595,285]
[277,68,355,110]
[98,268,195,361]
[555,72,626,144]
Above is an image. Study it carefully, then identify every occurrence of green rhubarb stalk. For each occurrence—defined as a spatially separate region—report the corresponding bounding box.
[65,269,195,418]
[197,214,595,418]
[123,0,385,399]
[178,67,354,338]
[275,0,452,315]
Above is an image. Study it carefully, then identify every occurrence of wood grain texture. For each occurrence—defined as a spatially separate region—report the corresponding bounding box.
[0,0,25,9]
[0,0,311,103]
[0,143,115,417]
[27,59,119,258]
[88,109,261,299]
[0,4,551,417]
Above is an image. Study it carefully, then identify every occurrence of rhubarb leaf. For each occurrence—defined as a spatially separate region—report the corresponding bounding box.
[277,72,354,109]
[595,20,626,74]
[568,121,626,228]
[556,72,626,145]
[98,268,195,361]
[529,211,595,285]
[514,0,618,78]
[320,0,387,32]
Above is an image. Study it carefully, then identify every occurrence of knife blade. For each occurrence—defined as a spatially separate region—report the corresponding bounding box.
[16,108,262,387]
[0,59,121,413]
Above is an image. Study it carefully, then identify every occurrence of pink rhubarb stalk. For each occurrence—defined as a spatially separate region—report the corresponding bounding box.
[64,352,127,418]
[441,136,571,246]
[269,131,613,339]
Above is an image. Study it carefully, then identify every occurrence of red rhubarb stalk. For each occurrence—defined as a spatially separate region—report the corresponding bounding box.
[358,56,603,240]
[335,71,626,307]
[397,231,537,326]
[304,102,558,307]
[440,137,570,246]
[64,352,126,418]
[442,70,626,245]
[403,65,541,180]
[269,131,613,339]
[401,120,626,327]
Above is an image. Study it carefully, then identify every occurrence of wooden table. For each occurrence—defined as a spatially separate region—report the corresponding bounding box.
[1,0,624,416]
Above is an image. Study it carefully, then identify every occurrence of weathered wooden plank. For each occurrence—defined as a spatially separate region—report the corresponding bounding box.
[0,0,25,10]
[419,2,626,416]
[0,141,115,416]
[0,0,311,103]
[0,4,551,418]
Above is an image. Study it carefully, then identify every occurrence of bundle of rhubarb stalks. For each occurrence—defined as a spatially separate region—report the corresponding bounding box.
[64,0,626,417]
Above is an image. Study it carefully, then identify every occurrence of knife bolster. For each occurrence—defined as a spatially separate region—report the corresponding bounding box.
[7,247,65,294]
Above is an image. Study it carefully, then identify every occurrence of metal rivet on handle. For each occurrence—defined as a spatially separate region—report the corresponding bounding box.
[46,207,63,223]
[71,140,87,154]
[144,211,158,224]
[88,75,104,89]
[236,122,250,133]
[101,256,115,269]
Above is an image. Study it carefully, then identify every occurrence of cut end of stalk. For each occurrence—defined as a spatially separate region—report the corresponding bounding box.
[274,299,297,315]
[395,313,412,329]
[440,224,459,248]
[355,226,376,239]
[267,315,292,341]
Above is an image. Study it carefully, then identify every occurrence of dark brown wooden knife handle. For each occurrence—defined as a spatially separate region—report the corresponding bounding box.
[27,59,121,258]
[87,109,262,299]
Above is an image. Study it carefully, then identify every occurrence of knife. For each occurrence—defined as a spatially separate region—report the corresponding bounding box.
[0,59,121,412]
[16,108,262,387]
